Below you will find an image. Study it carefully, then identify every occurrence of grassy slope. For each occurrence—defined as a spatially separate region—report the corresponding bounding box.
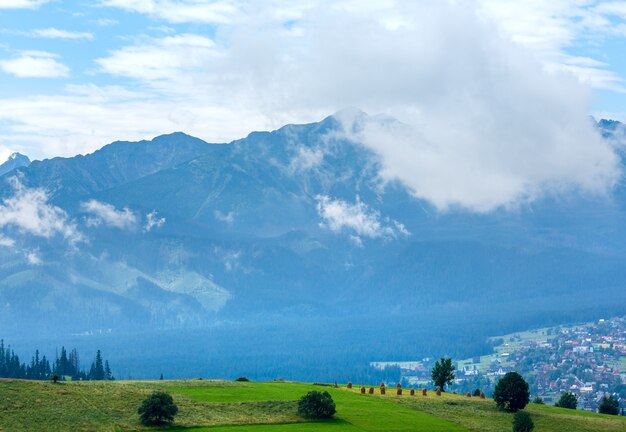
[0,379,624,431]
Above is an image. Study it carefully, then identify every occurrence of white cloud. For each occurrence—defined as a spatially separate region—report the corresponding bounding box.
[81,199,138,230]
[477,0,626,92]
[0,83,266,159]
[337,107,618,212]
[144,210,165,231]
[100,0,240,24]
[25,250,42,265]
[0,146,12,164]
[0,177,83,243]
[315,195,409,244]
[0,51,69,78]
[94,18,119,27]
[592,1,626,19]
[289,147,324,173]
[0,0,623,214]
[221,249,241,271]
[214,210,235,225]
[96,34,216,92]
[0,0,48,9]
[32,28,94,40]
[0,234,15,247]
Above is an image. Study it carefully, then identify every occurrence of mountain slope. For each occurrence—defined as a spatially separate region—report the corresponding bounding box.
[1,113,625,378]
[0,152,30,176]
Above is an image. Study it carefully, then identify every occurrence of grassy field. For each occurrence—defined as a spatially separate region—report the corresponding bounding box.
[1,379,625,431]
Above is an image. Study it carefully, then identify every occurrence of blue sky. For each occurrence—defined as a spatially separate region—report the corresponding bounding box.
[1,0,626,167]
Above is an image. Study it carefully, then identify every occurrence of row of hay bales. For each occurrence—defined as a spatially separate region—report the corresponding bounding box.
[346,382,485,399]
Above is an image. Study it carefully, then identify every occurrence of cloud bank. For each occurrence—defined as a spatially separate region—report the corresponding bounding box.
[336,109,618,212]
[0,1,623,212]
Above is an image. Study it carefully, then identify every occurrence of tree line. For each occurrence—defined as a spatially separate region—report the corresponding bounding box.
[0,339,114,381]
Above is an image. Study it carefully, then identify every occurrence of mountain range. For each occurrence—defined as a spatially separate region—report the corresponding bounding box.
[1,111,625,379]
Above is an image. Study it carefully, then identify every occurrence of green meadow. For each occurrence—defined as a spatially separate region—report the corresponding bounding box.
[1,379,624,431]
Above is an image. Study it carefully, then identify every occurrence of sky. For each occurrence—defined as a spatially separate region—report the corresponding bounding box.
[1,0,626,212]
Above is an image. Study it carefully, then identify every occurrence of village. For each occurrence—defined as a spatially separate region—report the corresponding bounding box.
[479,316,625,411]
[372,316,626,412]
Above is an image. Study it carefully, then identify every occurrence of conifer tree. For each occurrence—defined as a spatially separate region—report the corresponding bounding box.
[104,360,113,380]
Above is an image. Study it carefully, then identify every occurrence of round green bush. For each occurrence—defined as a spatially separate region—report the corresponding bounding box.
[512,411,534,432]
[137,391,178,426]
[598,395,619,415]
[555,391,577,409]
[297,390,336,419]
[494,372,530,412]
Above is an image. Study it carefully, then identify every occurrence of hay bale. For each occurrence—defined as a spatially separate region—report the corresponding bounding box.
[380,386,386,395]
[368,387,374,394]
[347,382,352,389]
[480,392,485,399]
[436,388,442,396]
[422,388,427,396]
[410,389,415,396]
[360,386,366,394]
[397,388,402,396]
[466,392,472,398]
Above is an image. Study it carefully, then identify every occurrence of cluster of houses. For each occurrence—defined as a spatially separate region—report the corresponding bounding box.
[456,317,626,411]
[374,317,625,413]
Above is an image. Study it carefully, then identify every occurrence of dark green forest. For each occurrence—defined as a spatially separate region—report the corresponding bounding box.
[0,340,113,381]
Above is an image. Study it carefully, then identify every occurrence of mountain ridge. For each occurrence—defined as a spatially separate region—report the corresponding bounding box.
[1,113,625,378]
[0,152,30,176]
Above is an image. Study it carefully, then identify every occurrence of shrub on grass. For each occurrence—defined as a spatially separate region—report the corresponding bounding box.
[51,374,59,384]
[480,392,486,399]
[555,391,577,409]
[235,376,250,382]
[137,391,178,426]
[297,391,336,419]
[473,389,481,397]
[493,372,530,412]
[422,388,427,396]
[347,382,352,389]
[512,411,534,432]
[410,389,415,396]
[532,396,544,404]
[360,386,366,394]
[598,395,619,415]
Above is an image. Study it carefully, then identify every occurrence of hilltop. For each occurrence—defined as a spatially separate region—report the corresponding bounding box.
[0,379,624,431]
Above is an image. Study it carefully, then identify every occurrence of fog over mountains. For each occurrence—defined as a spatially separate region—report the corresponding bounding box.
[1,111,625,379]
